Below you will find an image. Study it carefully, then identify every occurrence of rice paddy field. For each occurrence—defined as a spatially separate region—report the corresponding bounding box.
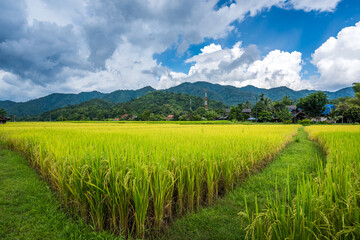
[0,122,299,238]
[245,125,360,239]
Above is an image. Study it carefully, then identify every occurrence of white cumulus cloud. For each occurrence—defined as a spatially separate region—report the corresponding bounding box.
[288,0,341,12]
[158,42,312,90]
[311,21,360,90]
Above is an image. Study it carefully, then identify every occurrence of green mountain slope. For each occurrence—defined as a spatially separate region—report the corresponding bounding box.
[102,86,155,102]
[121,91,225,116]
[30,91,226,121]
[167,82,355,105]
[0,91,105,117]
[165,82,258,106]
[0,87,154,117]
[0,81,355,117]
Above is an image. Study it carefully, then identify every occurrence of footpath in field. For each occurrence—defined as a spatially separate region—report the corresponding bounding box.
[0,147,121,240]
[160,127,325,240]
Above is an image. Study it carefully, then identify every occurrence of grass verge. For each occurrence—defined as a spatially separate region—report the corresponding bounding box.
[0,145,122,240]
[160,127,325,240]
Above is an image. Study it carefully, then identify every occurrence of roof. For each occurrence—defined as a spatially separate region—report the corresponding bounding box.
[286,105,297,111]
[242,108,252,113]
[322,104,336,115]
[218,116,228,120]
[0,116,10,120]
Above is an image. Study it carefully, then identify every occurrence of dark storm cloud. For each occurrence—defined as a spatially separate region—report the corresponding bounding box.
[0,21,88,85]
[81,0,199,67]
[0,1,27,42]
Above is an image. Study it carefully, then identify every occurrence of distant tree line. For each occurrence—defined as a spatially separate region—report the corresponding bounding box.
[328,83,360,123]
[228,95,294,122]
[0,108,7,116]
[21,91,227,121]
[16,82,360,123]
[228,82,360,123]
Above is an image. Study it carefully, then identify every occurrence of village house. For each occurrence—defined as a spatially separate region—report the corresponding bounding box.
[310,104,336,122]
[0,116,10,124]
[242,108,252,115]
[286,105,297,114]
[225,108,231,117]
[286,105,307,122]
[165,114,174,121]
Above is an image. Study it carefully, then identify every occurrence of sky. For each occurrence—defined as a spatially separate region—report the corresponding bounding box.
[0,0,360,102]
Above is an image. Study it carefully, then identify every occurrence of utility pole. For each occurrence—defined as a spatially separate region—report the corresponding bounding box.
[190,98,192,111]
[50,113,51,122]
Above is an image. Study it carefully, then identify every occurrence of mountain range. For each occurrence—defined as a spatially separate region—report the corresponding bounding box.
[28,91,227,121]
[0,81,355,117]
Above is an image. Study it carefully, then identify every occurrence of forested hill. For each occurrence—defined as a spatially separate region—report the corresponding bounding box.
[25,91,227,121]
[1,81,354,117]
[0,87,155,117]
[166,82,355,106]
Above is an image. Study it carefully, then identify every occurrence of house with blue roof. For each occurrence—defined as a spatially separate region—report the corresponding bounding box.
[310,104,336,122]
[285,104,336,122]
[322,104,336,115]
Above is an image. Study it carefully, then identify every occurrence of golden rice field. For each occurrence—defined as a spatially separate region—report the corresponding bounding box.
[246,125,360,239]
[0,122,299,238]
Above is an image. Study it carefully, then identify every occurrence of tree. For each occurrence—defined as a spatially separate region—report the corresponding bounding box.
[252,101,265,116]
[343,107,360,123]
[229,104,247,121]
[57,116,67,121]
[150,114,164,121]
[138,110,151,121]
[244,101,252,109]
[297,92,328,118]
[281,95,293,106]
[188,113,202,121]
[263,97,273,111]
[229,106,241,121]
[252,94,273,116]
[258,110,272,122]
[195,107,206,116]
[205,110,218,120]
[275,107,292,122]
[0,108,7,116]
[347,83,360,107]
[353,82,360,93]
[328,108,341,123]
[273,102,286,111]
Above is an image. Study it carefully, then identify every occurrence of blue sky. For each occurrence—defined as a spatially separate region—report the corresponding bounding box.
[0,0,360,101]
[156,0,360,77]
